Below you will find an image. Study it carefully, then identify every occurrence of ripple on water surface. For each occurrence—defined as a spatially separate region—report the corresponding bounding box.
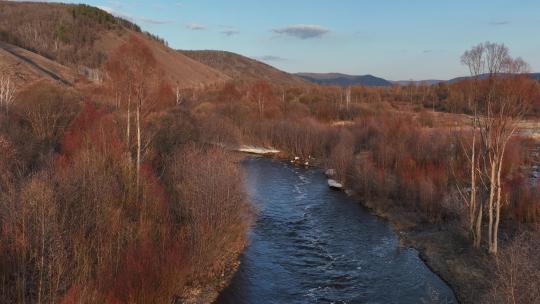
[216,157,456,304]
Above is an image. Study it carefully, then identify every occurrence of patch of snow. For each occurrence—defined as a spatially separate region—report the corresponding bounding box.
[237,145,280,155]
[328,179,343,190]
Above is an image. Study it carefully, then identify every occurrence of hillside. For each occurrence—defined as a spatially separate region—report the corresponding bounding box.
[134,38,229,88]
[0,2,228,88]
[180,50,307,86]
[0,41,77,87]
[297,72,392,87]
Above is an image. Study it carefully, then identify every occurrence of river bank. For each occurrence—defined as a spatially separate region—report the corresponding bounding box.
[178,253,242,304]
[176,151,251,304]
[360,198,492,304]
[176,221,250,304]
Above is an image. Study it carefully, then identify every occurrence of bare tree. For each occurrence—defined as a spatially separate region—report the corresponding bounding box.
[484,42,510,76]
[461,43,485,77]
[458,44,486,248]
[176,85,183,105]
[460,42,532,254]
[106,35,162,201]
[251,80,272,118]
[484,232,540,304]
[345,86,352,112]
[0,74,16,115]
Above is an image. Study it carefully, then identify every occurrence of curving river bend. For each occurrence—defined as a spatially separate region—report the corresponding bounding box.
[216,157,456,304]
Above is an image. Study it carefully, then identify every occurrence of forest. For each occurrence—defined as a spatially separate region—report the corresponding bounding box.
[1,2,540,303]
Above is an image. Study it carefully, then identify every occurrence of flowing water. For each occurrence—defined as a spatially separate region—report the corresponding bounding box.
[216,157,457,304]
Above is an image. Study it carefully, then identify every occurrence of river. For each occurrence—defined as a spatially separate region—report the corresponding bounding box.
[216,157,457,304]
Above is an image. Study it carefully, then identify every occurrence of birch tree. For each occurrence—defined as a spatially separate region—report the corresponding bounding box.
[459,43,484,248]
[460,42,532,254]
[175,82,184,105]
[106,35,161,201]
[0,74,16,115]
[345,86,352,112]
[251,80,272,118]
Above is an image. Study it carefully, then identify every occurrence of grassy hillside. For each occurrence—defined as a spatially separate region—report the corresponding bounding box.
[180,50,307,86]
[0,2,228,88]
[0,2,140,68]
[0,41,77,86]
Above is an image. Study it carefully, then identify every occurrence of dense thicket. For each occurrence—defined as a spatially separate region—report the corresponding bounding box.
[0,39,249,303]
[178,76,539,227]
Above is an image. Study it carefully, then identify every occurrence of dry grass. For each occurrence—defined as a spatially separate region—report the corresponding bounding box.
[0,2,229,89]
[181,50,307,86]
[0,41,77,87]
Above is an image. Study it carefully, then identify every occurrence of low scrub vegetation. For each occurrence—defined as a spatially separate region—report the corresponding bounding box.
[0,36,250,303]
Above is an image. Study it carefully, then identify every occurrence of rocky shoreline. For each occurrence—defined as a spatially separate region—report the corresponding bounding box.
[178,261,241,304]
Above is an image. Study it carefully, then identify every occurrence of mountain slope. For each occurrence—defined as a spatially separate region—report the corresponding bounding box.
[133,37,229,88]
[0,2,228,88]
[180,50,306,86]
[297,73,392,87]
[0,41,77,87]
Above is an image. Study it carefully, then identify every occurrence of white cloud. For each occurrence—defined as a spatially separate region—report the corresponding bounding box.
[186,23,207,30]
[489,20,510,26]
[272,24,330,39]
[221,29,239,36]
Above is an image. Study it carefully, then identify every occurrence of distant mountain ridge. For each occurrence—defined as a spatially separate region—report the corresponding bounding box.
[448,73,540,83]
[393,79,445,86]
[296,73,392,87]
[396,73,540,85]
[298,72,540,87]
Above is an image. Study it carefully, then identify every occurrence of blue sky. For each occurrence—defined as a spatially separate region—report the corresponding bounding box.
[57,0,540,80]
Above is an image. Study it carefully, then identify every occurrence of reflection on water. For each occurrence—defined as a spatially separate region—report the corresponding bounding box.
[216,157,456,304]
